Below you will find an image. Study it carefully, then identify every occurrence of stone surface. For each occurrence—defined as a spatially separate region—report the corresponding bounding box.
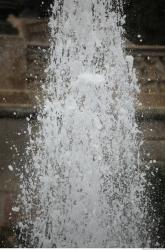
[128,44,165,176]
[0,35,26,89]
[0,118,28,229]
[8,16,49,46]
[144,141,165,161]
[127,45,165,108]
[141,121,165,140]
[0,35,35,108]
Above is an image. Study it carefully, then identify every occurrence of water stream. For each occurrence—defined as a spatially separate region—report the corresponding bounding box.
[19,0,150,247]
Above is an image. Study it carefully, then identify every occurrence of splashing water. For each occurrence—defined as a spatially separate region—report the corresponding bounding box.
[19,0,150,247]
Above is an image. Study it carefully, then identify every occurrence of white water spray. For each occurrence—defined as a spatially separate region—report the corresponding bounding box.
[19,0,150,247]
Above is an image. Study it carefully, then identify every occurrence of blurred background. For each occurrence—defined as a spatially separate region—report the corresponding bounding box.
[0,0,165,247]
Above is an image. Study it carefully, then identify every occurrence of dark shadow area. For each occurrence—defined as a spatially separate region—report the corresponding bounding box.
[146,163,165,247]
[124,0,165,45]
[1,0,165,45]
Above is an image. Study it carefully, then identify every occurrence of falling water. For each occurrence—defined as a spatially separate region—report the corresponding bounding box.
[19,0,150,247]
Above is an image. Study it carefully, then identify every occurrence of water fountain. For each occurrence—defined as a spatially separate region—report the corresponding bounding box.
[18,0,152,247]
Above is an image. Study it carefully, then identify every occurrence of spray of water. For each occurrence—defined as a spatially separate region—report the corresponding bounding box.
[18,0,150,247]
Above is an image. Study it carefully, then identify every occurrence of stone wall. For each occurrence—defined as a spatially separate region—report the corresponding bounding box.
[0,35,35,114]
[128,45,165,246]
[128,45,165,166]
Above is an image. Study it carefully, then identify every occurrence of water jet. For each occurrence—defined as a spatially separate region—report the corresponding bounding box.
[18,0,152,247]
